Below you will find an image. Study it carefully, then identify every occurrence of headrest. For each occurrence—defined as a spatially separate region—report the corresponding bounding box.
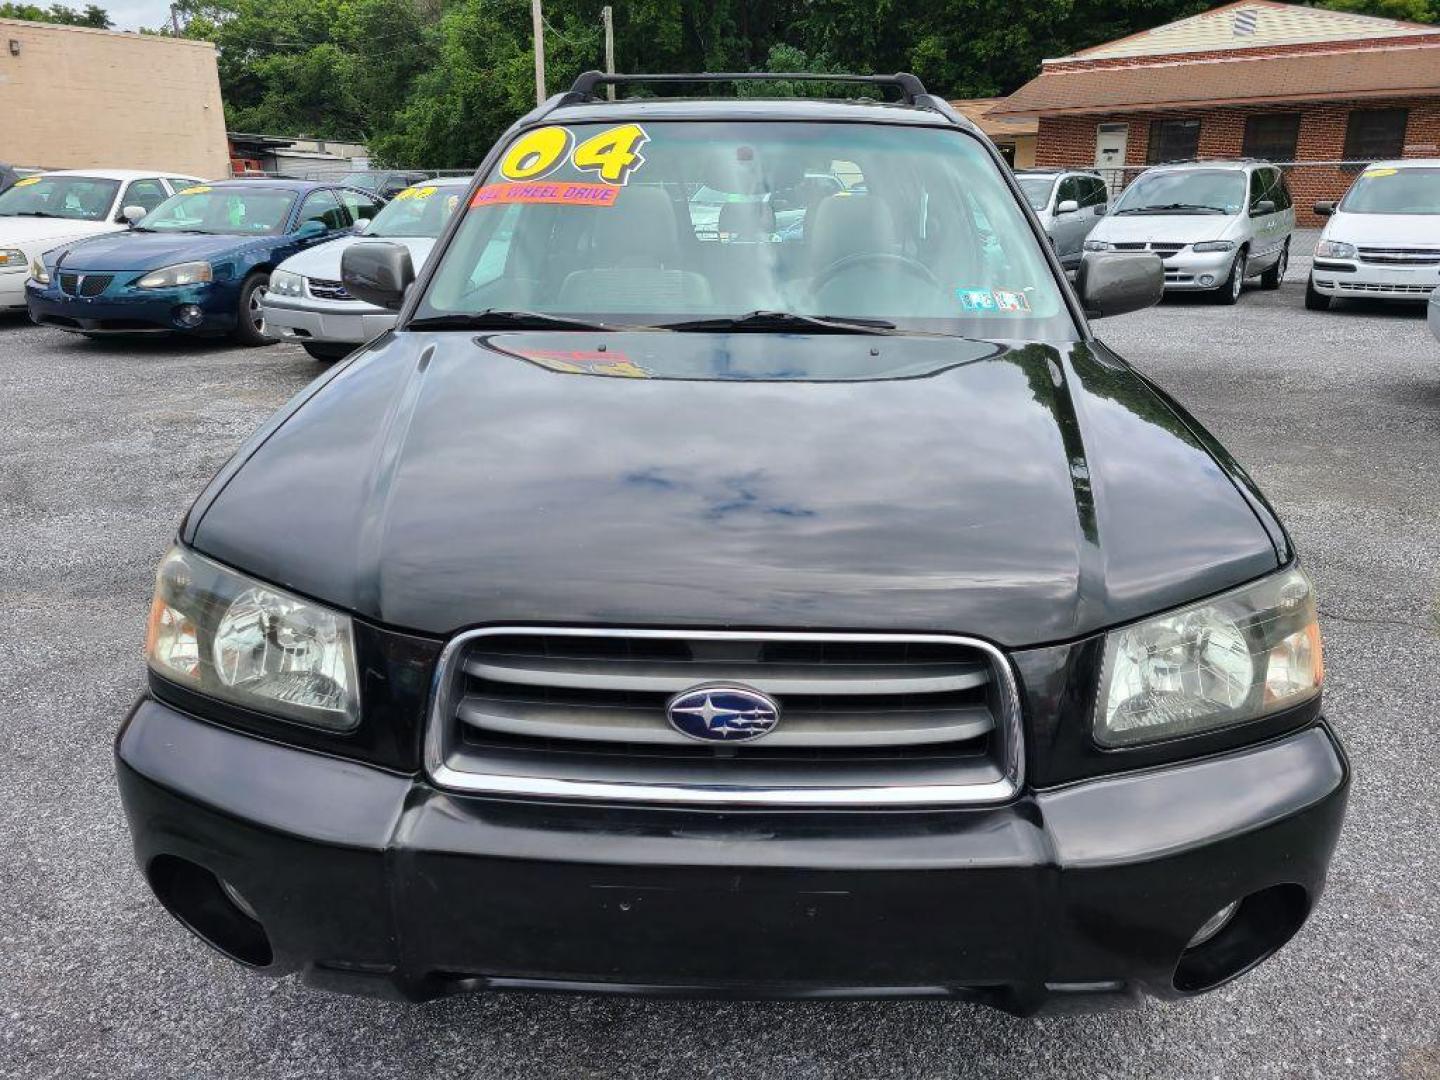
[807,194,898,272]
[590,185,680,266]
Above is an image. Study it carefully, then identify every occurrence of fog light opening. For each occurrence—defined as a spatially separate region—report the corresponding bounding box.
[1173,884,1308,994]
[146,855,273,968]
[172,304,204,329]
[1199,274,1216,287]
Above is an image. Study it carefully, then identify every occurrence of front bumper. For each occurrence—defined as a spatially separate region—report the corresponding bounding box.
[1311,259,1440,301]
[263,295,396,346]
[25,280,235,335]
[1157,248,1236,291]
[116,696,1348,1015]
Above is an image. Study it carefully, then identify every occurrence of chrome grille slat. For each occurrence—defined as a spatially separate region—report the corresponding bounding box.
[458,693,994,747]
[462,653,990,696]
[426,628,1024,807]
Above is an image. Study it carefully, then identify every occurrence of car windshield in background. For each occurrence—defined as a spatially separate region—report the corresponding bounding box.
[365,184,465,238]
[341,173,381,192]
[1113,169,1245,215]
[138,186,296,235]
[0,176,120,220]
[1017,175,1056,211]
[1339,168,1440,215]
[417,120,1072,342]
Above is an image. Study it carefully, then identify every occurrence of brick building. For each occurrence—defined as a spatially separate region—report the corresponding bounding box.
[989,0,1440,223]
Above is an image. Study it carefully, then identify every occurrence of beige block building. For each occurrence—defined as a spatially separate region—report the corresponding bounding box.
[0,19,229,179]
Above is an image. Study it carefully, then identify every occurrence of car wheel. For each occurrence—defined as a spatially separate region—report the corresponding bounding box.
[232,273,275,347]
[1305,275,1332,311]
[1260,242,1288,290]
[1215,250,1246,305]
[302,342,352,362]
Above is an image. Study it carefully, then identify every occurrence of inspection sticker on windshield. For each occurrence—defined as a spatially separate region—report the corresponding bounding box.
[471,181,620,208]
[992,288,1031,313]
[956,287,997,312]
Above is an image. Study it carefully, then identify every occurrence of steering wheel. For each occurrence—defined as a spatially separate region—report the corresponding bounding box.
[812,251,942,292]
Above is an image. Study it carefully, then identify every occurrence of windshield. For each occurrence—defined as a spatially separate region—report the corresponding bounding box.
[417,120,1072,341]
[1113,169,1245,215]
[0,175,120,221]
[365,184,465,238]
[1339,167,1440,215]
[1016,175,1056,211]
[341,172,381,192]
[138,186,297,235]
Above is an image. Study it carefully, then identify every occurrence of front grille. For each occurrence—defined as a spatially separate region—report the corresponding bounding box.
[57,273,113,297]
[426,629,1022,806]
[1112,241,1185,259]
[307,277,356,301]
[1332,280,1436,295]
[1357,247,1440,267]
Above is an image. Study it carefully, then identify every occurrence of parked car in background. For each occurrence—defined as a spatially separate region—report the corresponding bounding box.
[265,177,470,360]
[341,169,432,199]
[1306,160,1440,311]
[118,72,1347,1016]
[1084,160,1294,303]
[0,164,43,195]
[0,170,201,315]
[1014,169,1109,268]
[26,179,382,343]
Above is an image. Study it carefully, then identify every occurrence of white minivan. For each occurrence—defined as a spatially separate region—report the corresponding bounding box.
[1307,160,1440,311]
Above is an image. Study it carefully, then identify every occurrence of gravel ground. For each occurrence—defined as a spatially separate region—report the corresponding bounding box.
[2,237,1437,1079]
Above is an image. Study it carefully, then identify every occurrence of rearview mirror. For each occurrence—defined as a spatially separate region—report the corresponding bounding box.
[341,241,414,310]
[354,217,372,234]
[121,205,147,225]
[1055,199,1079,214]
[1313,201,1336,217]
[295,220,327,239]
[1076,252,1164,319]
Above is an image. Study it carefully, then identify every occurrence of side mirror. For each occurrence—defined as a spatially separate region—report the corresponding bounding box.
[1313,201,1336,217]
[341,241,414,310]
[1251,199,1276,216]
[354,217,372,234]
[121,205,147,225]
[295,220,327,239]
[1076,251,1164,319]
[1055,199,1080,215]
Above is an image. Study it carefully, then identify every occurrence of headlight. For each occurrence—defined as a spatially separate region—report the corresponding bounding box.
[1192,240,1235,252]
[0,248,27,271]
[146,545,360,731]
[30,257,50,285]
[1315,240,1356,260]
[1083,240,1114,252]
[268,269,304,297]
[136,261,213,289]
[1095,566,1322,748]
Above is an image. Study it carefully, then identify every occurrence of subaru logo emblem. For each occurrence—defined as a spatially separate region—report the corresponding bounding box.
[666,685,780,743]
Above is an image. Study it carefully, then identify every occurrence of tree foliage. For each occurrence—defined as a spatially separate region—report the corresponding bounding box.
[160,0,1433,169]
[0,2,111,27]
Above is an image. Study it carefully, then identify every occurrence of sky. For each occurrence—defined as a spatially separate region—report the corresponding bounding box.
[105,0,175,31]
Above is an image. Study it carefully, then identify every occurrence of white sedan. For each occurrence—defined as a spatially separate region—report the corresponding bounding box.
[263,177,472,361]
[0,170,203,314]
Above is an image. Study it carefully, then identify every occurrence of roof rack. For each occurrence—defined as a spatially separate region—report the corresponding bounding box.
[568,70,930,105]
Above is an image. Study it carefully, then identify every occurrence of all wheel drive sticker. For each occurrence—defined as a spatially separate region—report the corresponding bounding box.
[472,123,649,208]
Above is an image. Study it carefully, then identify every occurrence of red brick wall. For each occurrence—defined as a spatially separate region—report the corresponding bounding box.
[1036,100,1440,223]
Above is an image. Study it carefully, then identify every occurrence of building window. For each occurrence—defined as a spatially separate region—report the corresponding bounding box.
[1241,114,1300,163]
[1147,118,1201,164]
[1343,108,1408,168]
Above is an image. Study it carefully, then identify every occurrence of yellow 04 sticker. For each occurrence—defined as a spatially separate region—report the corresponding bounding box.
[498,124,649,186]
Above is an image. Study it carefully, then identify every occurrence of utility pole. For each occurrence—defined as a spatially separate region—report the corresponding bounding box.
[601,6,615,100]
[169,3,180,35]
[530,0,546,105]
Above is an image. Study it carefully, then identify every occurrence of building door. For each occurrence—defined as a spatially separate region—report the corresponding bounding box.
[1095,123,1128,193]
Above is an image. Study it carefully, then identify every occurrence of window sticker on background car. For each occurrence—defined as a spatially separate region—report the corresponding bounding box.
[992,288,1031,313]
[499,124,650,186]
[1364,168,1397,178]
[514,349,651,379]
[956,287,998,312]
[394,185,438,201]
[179,186,211,195]
[12,177,40,188]
[471,181,620,208]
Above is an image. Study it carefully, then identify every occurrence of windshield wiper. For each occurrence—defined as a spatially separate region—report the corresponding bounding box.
[408,309,633,332]
[10,211,60,218]
[659,310,898,334]
[1116,203,1227,215]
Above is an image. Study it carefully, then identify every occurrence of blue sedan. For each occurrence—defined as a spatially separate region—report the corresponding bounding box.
[26,179,386,344]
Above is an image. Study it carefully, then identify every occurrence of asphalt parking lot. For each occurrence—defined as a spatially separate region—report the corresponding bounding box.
[2,239,1438,1079]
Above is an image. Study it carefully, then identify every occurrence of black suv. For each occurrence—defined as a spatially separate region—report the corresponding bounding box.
[121,72,1347,1016]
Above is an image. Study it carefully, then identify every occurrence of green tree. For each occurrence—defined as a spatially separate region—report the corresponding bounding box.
[0,2,111,27]
[1315,0,1436,22]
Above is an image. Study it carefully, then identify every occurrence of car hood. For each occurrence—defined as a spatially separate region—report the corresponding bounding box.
[276,235,438,279]
[1325,211,1440,247]
[0,216,119,254]
[1093,214,1239,245]
[187,332,1281,646]
[53,230,266,271]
